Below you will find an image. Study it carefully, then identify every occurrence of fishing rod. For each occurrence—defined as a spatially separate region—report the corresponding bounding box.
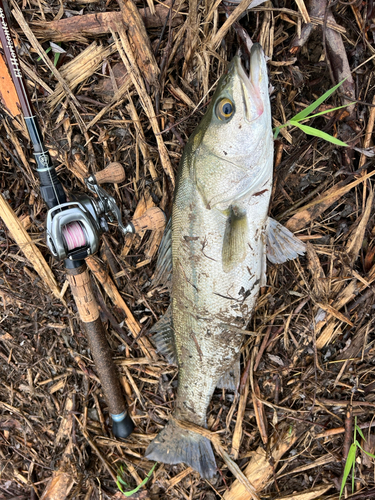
[0,0,137,438]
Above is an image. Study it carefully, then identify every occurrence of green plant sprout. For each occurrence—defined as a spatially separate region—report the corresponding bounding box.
[273,79,350,147]
[37,42,65,69]
[116,462,157,497]
[340,417,375,498]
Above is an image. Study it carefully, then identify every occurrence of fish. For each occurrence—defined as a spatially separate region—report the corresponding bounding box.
[145,44,305,478]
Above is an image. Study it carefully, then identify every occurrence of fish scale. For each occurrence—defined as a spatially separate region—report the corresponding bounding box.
[146,44,305,478]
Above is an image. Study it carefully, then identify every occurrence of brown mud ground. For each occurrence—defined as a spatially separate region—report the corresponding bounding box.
[0,0,375,499]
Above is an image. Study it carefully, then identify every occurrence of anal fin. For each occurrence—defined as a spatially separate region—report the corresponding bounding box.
[149,306,177,364]
[217,359,240,392]
[153,218,172,289]
[266,217,306,264]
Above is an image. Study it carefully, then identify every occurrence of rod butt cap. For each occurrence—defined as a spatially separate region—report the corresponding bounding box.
[112,411,134,439]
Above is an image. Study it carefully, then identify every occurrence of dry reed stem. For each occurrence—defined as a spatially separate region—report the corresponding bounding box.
[86,81,132,130]
[271,484,331,500]
[359,95,375,170]
[286,169,375,232]
[85,255,157,360]
[252,6,346,33]
[112,27,175,187]
[12,4,81,109]
[294,0,310,24]
[345,187,374,264]
[208,0,257,51]
[126,95,162,196]
[0,194,62,301]
[259,1,274,59]
[231,364,250,459]
[20,58,53,94]
[116,0,160,88]
[2,120,34,181]
[48,43,116,109]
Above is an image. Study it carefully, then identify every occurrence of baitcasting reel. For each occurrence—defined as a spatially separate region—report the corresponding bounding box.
[46,162,133,261]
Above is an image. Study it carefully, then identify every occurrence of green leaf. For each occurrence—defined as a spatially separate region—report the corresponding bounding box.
[340,443,357,499]
[53,52,60,67]
[356,426,366,441]
[116,462,157,496]
[116,476,129,489]
[352,455,355,493]
[37,46,52,62]
[292,79,347,122]
[289,121,348,147]
[356,442,375,459]
[300,104,352,121]
[273,126,280,139]
[361,449,375,459]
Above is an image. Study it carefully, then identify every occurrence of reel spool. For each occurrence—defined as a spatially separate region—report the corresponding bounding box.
[62,221,87,252]
[46,163,126,261]
[46,197,103,261]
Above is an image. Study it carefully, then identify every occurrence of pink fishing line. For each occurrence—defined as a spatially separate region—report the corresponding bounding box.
[62,222,86,250]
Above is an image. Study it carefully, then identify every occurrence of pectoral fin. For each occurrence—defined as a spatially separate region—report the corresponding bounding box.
[222,207,248,273]
[266,217,306,264]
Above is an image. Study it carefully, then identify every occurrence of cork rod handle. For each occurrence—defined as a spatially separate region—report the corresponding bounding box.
[67,265,134,438]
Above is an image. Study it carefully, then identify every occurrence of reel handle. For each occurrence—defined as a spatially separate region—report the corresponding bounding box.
[95,162,126,185]
[132,207,166,233]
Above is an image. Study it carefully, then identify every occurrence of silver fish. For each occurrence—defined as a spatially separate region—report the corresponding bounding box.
[145,44,305,478]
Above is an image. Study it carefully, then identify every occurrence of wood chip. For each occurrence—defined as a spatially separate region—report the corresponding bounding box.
[30,1,184,42]
[223,422,301,499]
[271,484,332,500]
[286,170,375,233]
[116,0,160,88]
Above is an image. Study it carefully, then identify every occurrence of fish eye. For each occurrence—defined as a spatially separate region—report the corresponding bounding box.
[216,98,235,121]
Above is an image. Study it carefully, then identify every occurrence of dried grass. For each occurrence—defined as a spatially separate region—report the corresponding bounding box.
[0,0,375,499]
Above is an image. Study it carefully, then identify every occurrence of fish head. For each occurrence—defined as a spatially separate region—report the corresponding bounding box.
[190,44,273,210]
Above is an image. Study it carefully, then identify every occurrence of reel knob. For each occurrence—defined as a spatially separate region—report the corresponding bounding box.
[129,207,167,233]
[94,162,125,185]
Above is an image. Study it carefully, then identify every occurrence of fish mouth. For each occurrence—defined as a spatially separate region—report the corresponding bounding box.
[230,45,265,123]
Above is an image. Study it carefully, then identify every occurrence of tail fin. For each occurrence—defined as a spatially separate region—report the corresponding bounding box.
[145,419,216,479]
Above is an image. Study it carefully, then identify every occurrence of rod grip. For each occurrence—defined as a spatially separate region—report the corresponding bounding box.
[67,265,133,438]
[95,162,126,185]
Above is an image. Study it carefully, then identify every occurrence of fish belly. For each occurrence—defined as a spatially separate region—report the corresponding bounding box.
[172,173,271,425]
